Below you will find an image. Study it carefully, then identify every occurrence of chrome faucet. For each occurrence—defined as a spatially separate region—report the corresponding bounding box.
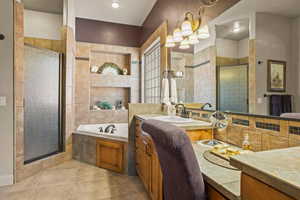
[175,104,191,118]
[201,103,212,110]
[105,124,116,134]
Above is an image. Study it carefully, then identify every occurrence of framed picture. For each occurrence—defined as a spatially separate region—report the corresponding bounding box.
[267,60,286,92]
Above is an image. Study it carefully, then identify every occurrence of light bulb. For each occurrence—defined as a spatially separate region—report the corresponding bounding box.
[181,20,193,36]
[112,0,120,8]
[198,25,210,39]
[166,35,174,43]
[233,27,241,33]
[165,42,175,48]
[173,28,183,42]
[165,35,176,48]
[233,22,240,33]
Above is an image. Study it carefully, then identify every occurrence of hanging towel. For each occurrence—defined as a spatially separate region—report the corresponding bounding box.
[282,95,292,113]
[170,78,178,104]
[161,78,170,104]
[269,95,283,116]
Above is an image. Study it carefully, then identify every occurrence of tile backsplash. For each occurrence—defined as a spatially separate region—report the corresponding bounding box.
[189,110,300,151]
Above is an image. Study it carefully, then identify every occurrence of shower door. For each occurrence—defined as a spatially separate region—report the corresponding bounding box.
[217,64,249,113]
[24,45,63,163]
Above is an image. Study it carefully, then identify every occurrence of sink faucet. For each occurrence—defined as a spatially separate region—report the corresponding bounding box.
[201,103,212,110]
[175,103,186,112]
[105,124,116,134]
[175,104,191,118]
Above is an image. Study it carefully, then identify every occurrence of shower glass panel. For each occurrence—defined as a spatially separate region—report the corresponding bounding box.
[24,45,62,163]
[218,64,248,113]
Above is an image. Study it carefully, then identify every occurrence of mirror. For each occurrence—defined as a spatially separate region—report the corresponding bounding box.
[170,0,300,119]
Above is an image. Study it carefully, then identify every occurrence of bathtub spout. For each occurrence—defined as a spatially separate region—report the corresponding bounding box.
[105,124,116,134]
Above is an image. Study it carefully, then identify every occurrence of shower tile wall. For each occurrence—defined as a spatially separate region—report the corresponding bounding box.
[14,2,76,182]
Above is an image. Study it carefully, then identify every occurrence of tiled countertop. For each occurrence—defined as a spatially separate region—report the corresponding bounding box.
[230,147,300,200]
[193,143,241,200]
[135,114,213,131]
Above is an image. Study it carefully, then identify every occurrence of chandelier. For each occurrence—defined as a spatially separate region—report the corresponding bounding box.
[165,0,219,49]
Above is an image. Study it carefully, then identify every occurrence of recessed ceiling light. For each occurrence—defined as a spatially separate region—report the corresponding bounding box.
[233,22,240,33]
[112,0,120,8]
[233,27,241,33]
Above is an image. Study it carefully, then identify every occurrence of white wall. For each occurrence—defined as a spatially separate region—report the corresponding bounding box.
[255,13,294,115]
[63,0,75,30]
[216,38,249,58]
[216,38,238,58]
[0,0,14,186]
[292,17,300,112]
[238,38,249,58]
[24,9,63,40]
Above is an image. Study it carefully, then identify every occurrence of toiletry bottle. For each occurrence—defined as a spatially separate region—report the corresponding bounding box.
[242,133,251,150]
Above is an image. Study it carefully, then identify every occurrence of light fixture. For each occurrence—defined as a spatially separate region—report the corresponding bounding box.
[233,22,240,33]
[173,28,183,42]
[181,19,193,36]
[198,25,210,39]
[166,1,219,48]
[112,0,120,8]
[179,39,190,49]
[165,35,176,48]
[233,27,241,33]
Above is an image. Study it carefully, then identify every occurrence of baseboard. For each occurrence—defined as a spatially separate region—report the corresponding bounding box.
[0,174,13,186]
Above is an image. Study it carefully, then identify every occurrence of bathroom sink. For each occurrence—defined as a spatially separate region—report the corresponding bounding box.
[151,116,195,123]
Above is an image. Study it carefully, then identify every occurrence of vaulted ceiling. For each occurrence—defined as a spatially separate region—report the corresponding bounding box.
[75,0,157,26]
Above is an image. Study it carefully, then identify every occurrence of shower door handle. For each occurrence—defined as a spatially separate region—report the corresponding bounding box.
[0,34,5,40]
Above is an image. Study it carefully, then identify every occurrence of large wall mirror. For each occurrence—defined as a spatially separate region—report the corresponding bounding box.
[169,0,300,120]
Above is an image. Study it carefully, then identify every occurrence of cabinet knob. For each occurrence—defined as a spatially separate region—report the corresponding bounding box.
[0,34,5,40]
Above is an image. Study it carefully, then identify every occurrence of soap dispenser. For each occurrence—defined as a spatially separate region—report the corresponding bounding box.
[242,133,251,150]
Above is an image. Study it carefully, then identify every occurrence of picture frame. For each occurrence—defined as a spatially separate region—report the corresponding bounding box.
[267,60,286,92]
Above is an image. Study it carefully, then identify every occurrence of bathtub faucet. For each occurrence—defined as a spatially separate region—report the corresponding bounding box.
[105,124,116,134]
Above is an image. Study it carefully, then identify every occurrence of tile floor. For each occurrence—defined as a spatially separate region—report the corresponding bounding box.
[0,160,149,200]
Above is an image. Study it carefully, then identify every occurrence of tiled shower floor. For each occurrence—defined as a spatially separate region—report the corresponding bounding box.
[0,160,149,200]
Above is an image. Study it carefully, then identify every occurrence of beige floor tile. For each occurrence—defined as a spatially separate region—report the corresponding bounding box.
[0,160,147,200]
[0,189,36,200]
[32,184,75,200]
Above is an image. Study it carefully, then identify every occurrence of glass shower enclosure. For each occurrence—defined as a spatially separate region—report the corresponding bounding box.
[217,64,249,113]
[24,45,63,163]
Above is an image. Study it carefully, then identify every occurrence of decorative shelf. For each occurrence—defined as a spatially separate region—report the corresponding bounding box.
[90,74,137,88]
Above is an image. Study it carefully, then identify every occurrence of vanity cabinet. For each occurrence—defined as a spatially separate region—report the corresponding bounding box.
[136,119,163,200]
[186,129,213,141]
[96,139,124,173]
[135,118,213,200]
[241,173,295,200]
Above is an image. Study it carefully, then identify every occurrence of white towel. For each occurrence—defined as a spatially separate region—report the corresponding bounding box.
[170,78,178,104]
[161,78,170,104]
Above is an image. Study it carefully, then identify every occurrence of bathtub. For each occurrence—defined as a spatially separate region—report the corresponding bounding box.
[76,123,128,142]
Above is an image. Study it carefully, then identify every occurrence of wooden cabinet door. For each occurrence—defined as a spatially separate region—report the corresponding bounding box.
[150,150,163,200]
[241,173,295,200]
[206,184,228,200]
[96,139,124,173]
[186,129,213,141]
[136,148,152,190]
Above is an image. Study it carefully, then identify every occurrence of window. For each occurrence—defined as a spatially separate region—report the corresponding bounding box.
[143,42,161,103]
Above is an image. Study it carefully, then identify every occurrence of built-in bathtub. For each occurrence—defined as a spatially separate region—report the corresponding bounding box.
[73,123,129,172]
[76,123,128,142]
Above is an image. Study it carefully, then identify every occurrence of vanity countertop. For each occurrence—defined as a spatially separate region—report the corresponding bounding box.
[193,143,241,200]
[230,147,300,200]
[135,114,213,131]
